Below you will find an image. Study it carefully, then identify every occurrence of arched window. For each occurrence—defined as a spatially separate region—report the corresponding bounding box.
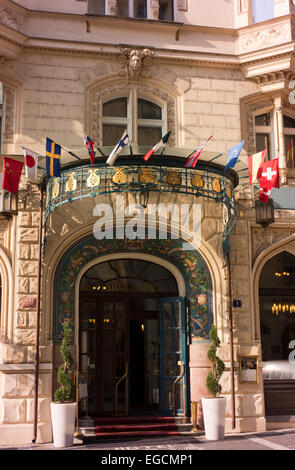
[102,93,165,146]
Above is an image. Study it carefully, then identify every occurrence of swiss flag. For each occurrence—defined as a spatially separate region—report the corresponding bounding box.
[1,157,24,194]
[258,158,280,202]
[248,149,266,185]
[258,158,280,189]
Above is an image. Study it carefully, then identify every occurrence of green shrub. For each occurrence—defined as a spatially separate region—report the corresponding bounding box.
[206,325,225,398]
[54,320,75,403]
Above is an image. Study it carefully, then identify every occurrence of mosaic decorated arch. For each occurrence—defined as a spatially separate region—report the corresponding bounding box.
[53,234,213,342]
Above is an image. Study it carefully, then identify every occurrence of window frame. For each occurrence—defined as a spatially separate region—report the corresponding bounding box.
[254,106,275,161]
[101,88,167,146]
[89,0,175,21]
[0,82,3,154]
[283,109,295,169]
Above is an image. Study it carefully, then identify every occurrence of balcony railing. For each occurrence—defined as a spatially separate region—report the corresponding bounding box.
[44,162,237,257]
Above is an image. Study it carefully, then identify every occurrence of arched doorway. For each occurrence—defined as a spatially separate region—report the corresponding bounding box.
[78,258,187,418]
[259,251,295,415]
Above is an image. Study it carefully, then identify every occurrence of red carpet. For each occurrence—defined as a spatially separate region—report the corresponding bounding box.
[93,416,180,439]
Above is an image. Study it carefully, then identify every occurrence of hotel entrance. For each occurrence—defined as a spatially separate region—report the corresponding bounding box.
[78,259,187,418]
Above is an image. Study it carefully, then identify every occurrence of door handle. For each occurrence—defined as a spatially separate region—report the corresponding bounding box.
[172,361,185,416]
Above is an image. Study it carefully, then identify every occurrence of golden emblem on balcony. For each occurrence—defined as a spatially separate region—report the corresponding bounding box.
[191,173,204,188]
[52,178,60,199]
[226,183,232,198]
[65,173,77,193]
[139,169,155,184]
[87,170,100,188]
[167,171,181,186]
[112,168,127,184]
[212,177,221,193]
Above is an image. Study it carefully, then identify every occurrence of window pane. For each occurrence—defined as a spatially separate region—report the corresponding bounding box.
[256,133,271,160]
[252,0,274,24]
[255,113,270,126]
[103,98,127,118]
[138,126,162,146]
[285,135,295,169]
[159,0,173,21]
[117,0,129,16]
[284,115,295,129]
[138,98,162,119]
[134,0,147,18]
[103,124,127,146]
[88,0,105,15]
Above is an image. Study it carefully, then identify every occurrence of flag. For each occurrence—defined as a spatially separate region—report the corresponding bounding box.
[20,146,38,179]
[46,138,61,177]
[1,157,24,194]
[259,187,272,203]
[258,158,280,189]
[248,149,266,185]
[83,135,96,166]
[106,130,129,166]
[143,131,171,162]
[185,136,213,168]
[225,140,245,170]
[258,158,280,203]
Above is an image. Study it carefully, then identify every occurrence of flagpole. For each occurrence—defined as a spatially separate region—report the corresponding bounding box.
[60,146,82,161]
[32,180,45,443]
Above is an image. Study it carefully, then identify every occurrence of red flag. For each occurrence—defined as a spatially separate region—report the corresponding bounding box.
[258,158,280,189]
[83,135,96,166]
[2,157,24,194]
[259,187,272,203]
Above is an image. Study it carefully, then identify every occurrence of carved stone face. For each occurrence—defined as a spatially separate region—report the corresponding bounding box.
[130,52,141,71]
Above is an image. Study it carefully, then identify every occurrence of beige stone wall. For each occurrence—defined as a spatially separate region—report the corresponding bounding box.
[0,45,282,443]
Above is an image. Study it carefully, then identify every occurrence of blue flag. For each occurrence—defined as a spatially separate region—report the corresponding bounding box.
[46,138,61,177]
[225,140,245,170]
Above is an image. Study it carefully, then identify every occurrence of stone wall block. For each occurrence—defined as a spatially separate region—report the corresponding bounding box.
[26,397,51,423]
[18,212,31,227]
[17,277,30,293]
[17,243,30,260]
[15,328,35,346]
[17,260,39,276]
[0,343,26,363]
[241,393,263,417]
[1,398,25,424]
[16,311,27,328]
[18,228,39,243]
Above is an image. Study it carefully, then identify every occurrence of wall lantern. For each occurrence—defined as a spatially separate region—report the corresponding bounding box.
[0,189,18,217]
[255,198,274,228]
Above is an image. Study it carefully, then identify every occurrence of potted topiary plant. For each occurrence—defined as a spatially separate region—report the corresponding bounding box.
[201,324,226,440]
[50,320,76,448]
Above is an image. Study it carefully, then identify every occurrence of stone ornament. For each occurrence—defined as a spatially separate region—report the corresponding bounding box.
[52,178,60,199]
[87,170,100,188]
[167,171,181,186]
[119,47,154,83]
[65,173,77,193]
[139,169,155,184]
[112,168,127,184]
[191,173,204,188]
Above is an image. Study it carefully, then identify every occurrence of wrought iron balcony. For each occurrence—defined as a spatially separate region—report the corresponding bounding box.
[44,152,238,257]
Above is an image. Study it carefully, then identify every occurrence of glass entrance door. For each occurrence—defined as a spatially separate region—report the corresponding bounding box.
[159,297,187,417]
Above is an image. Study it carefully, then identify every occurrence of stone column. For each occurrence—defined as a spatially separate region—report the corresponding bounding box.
[274,95,287,184]
[106,0,117,15]
[149,0,159,20]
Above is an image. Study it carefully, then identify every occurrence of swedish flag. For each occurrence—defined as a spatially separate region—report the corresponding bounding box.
[46,138,61,177]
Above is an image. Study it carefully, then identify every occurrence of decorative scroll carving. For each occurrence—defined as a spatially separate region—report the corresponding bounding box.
[239,23,291,53]
[0,7,25,32]
[119,48,154,83]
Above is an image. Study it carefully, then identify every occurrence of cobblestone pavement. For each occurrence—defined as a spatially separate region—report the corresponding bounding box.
[1,428,295,452]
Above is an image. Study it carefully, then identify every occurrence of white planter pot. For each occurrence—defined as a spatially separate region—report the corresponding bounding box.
[50,402,76,448]
[201,396,226,441]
